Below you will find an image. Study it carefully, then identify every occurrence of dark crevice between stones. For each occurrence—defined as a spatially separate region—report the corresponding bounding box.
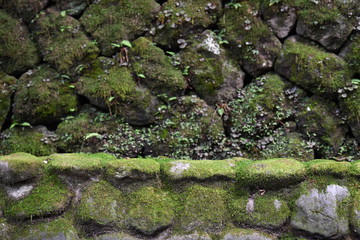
[80,221,118,238]
[1,91,15,132]
[128,223,171,239]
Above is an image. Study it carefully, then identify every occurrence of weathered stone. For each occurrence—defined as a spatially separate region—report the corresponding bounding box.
[180,30,244,104]
[92,233,141,240]
[351,190,360,237]
[221,229,275,240]
[339,87,360,143]
[54,0,90,16]
[167,232,211,240]
[127,187,175,235]
[291,184,350,239]
[30,8,99,75]
[307,160,351,177]
[339,33,360,75]
[262,4,297,39]
[13,65,78,125]
[219,2,282,77]
[275,37,352,98]
[0,153,43,184]
[5,184,34,200]
[0,218,11,240]
[0,10,40,75]
[296,7,354,51]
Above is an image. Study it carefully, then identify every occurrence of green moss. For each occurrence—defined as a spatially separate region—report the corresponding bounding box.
[343,34,360,75]
[162,159,240,181]
[5,174,72,220]
[340,88,360,123]
[0,0,47,23]
[80,0,160,56]
[0,128,56,156]
[106,158,160,180]
[306,159,351,177]
[0,72,15,128]
[76,180,126,228]
[277,40,352,96]
[179,185,229,232]
[127,186,175,235]
[350,160,360,177]
[230,195,290,228]
[11,216,80,240]
[13,65,78,125]
[30,8,99,74]
[350,189,360,233]
[0,152,44,183]
[237,158,306,189]
[48,153,116,176]
[132,37,185,96]
[0,10,39,74]
[221,228,275,240]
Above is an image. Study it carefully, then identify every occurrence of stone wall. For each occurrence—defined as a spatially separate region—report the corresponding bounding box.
[1,152,360,239]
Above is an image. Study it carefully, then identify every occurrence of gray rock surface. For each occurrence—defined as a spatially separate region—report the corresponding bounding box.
[291,184,350,239]
[264,6,297,39]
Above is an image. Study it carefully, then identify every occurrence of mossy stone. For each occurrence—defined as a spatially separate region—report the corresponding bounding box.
[49,153,116,177]
[0,127,57,156]
[80,0,160,56]
[350,189,360,237]
[54,0,90,16]
[162,159,239,181]
[350,160,360,177]
[230,195,291,229]
[275,38,352,98]
[219,1,281,77]
[127,186,175,235]
[237,158,306,189]
[11,216,80,240]
[76,57,158,125]
[307,159,351,177]
[340,88,360,143]
[30,8,99,75]
[0,152,43,184]
[0,0,48,23]
[179,185,229,232]
[5,174,72,220]
[153,0,222,48]
[341,33,360,75]
[131,37,185,96]
[106,158,160,182]
[0,10,40,75]
[0,72,16,129]
[0,218,11,240]
[90,232,141,240]
[296,96,347,152]
[76,181,126,230]
[13,65,78,125]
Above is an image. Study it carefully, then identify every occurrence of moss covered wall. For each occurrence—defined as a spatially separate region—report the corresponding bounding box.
[0,153,360,239]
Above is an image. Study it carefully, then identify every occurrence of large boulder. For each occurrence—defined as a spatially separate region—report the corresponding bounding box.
[0,0,48,23]
[80,0,160,56]
[275,37,352,99]
[291,184,351,239]
[0,10,40,75]
[13,65,78,125]
[75,57,158,125]
[30,8,99,75]
[179,30,245,105]
[219,1,282,77]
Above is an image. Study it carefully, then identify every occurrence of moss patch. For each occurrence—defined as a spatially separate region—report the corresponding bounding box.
[127,186,175,235]
[237,159,306,189]
[49,153,116,177]
[306,159,351,177]
[76,180,126,229]
[179,185,229,232]
[5,174,72,220]
[0,152,43,184]
[0,72,16,129]
[230,195,291,228]
[162,159,240,181]
[0,10,39,74]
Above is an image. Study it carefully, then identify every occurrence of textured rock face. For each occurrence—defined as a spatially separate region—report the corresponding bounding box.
[291,184,350,239]
[263,4,297,39]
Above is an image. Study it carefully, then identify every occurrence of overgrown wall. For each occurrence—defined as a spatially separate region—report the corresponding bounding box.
[1,153,360,239]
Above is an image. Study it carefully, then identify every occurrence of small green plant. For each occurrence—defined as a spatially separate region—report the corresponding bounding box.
[269,0,282,6]
[111,40,132,49]
[182,66,190,76]
[226,0,242,9]
[137,73,146,79]
[352,79,360,85]
[60,11,67,17]
[75,64,84,74]
[214,30,229,45]
[9,122,32,130]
